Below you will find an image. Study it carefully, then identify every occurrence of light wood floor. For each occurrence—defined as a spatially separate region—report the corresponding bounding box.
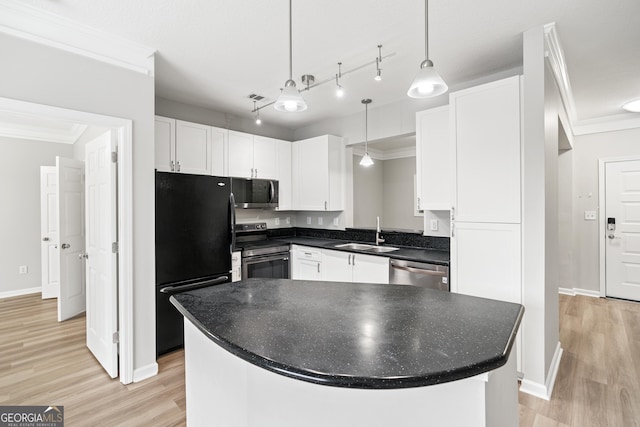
[1,293,639,426]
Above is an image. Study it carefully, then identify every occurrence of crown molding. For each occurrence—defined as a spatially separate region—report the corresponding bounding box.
[0,0,156,76]
[544,23,640,136]
[0,122,87,144]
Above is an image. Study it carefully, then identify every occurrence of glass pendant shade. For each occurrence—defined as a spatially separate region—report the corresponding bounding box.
[407,60,448,98]
[360,152,374,167]
[275,82,307,112]
[622,99,640,113]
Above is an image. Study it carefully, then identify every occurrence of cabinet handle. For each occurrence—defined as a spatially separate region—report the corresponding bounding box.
[170,160,175,172]
[352,255,355,266]
[177,161,181,172]
[255,168,258,177]
[451,223,455,238]
[417,197,421,209]
[348,254,351,265]
[317,262,320,273]
[324,201,327,211]
[451,206,455,221]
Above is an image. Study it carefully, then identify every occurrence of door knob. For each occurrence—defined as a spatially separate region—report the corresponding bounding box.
[42,237,50,241]
[61,243,70,249]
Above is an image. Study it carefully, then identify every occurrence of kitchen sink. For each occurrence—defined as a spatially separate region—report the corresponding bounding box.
[334,243,400,253]
[335,243,375,250]
[366,246,399,253]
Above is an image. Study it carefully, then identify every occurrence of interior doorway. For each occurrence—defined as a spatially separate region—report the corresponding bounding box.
[599,156,640,301]
[0,96,134,384]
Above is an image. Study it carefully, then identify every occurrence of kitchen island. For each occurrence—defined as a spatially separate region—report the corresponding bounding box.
[171,278,524,427]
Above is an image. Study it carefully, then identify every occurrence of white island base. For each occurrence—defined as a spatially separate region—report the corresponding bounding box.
[183,319,519,427]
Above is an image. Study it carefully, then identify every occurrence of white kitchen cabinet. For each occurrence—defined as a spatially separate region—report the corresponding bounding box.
[275,139,292,211]
[451,76,521,223]
[416,106,450,211]
[291,245,322,281]
[292,135,344,211]
[227,131,277,179]
[155,116,225,176]
[322,249,389,284]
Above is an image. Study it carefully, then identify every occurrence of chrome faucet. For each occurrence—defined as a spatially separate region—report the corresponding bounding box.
[376,216,385,246]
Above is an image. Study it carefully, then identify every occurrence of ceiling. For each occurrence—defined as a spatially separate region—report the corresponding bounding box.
[13,0,640,131]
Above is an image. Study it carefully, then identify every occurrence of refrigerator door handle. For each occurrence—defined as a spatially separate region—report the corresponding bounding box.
[230,192,237,251]
[160,275,229,295]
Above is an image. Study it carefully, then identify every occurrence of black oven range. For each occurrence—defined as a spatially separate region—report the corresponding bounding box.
[234,223,290,280]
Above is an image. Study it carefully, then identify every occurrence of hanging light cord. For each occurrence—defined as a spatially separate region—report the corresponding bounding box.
[365,103,368,151]
[289,0,293,81]
[425,0,429,59]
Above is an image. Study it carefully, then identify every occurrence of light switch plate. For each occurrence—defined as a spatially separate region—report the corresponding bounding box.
[318,217,323,225]
[306,217,311,225]
[274,218,280,226]
[333,217,339,226]
[430,219,439,231]
[584,211,597,221]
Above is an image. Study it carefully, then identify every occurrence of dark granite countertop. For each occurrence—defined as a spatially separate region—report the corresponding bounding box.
[282,236,450,266]
[171,278,523,389]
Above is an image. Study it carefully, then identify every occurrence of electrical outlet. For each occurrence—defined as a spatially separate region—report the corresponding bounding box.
[19,265,28,275]
[306,217,311,225]
[274,218,280,226]
[286,217,290,224]
[318,217,323,225]
[333,217,340,226]
[430,219,439,231]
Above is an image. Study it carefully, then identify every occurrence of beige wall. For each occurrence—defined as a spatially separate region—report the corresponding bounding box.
[0,137,73,294]
[572,126,640,293]
[352,155,384,228]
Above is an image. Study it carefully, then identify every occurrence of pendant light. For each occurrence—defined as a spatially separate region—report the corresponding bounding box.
[407,0,448,98]
[253,101,262,125]
[360,99,374,167]
[274,0,307,112]
[335,62,344,98]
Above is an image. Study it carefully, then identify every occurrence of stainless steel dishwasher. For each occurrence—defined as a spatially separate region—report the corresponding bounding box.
[389,259,449,291]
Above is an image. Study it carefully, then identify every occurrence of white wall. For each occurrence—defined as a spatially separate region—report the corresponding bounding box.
[382,157,423,231]
[0,137,73,295]
[558,148,574,290]
[353,155,384,228]
[0,33,156,375]
[156,97,294,141]
[572,127,640,293]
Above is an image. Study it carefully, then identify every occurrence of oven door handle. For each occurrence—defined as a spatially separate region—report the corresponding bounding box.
[160,275,229,295]
[244,254,290,265]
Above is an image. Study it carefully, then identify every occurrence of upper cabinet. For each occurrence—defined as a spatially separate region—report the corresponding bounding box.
[451,76,521,224]
[228,131,277,179]
[276,139,292,211]
[292,135,344,211]
[416,106,451,211]
[155,116,225,176]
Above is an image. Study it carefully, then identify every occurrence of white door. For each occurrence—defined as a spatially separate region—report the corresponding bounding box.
[176,120,211,175]
[41,166,59,299]
[57,157,85,322]
[85,131,119,377]
[154,116,175,172]
[605,160,640,301]
[322,250,352,282]
[352,254,389,284]
[228,131,254,178]
[252,136,277,179]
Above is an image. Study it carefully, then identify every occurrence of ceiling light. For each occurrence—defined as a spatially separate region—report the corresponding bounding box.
[374,45,383,81]
[622,99,640,113]
[274,0,307,113]
[407,0,448,98]
[335,62,344,97]
[360,99,374,167]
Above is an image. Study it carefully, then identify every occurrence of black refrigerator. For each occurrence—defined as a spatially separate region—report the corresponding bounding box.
[155,172,233,355]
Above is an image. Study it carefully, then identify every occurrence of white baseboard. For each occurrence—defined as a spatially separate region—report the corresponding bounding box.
[519,342,563,400]
[0,287,41,299]
[133,362,158,383]
[559,287,600,298]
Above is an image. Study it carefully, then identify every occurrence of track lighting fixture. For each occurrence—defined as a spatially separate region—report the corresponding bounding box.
[274,0,307,112]
[374,45,383,81]
[335,62,344,98]
[360,99,374,167]
[407,0,447,98]
[253,101,262,125]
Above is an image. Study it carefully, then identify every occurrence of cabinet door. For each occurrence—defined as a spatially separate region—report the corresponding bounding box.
[176,120,211,175]
[322,250,352,282]
[451,222,521,304]
[155,116,175,172]
[451,76,521,223]
[416,106,450,211]
[292,137,329,210]
[352,253,389,284]
[252,136,277,179]
[276,139,292,211]
[211,126,227,176]
[228,131,254,178]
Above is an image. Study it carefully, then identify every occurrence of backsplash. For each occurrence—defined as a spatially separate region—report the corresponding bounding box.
[268,227,450,251]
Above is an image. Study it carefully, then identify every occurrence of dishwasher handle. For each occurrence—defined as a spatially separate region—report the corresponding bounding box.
[390,263,446,276]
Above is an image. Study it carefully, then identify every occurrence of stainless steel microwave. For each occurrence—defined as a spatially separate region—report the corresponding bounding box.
[230,178,279,209]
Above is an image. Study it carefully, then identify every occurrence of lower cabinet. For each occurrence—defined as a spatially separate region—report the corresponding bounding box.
[322,249,389,285]
[291,245,322,281]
